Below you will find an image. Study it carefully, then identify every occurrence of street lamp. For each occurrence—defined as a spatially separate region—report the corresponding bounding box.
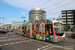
[21,17,26,23]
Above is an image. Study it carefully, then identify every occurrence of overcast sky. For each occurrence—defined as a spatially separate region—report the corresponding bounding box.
[0,0,75,25]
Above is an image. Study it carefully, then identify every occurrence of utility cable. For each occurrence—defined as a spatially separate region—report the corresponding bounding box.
[44,0,65,9]
[47,0,75,12]
[47,12,60,15]
[38,0,51,7]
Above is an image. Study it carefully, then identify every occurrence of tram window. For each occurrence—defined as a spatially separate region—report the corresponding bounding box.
[50,28,52,33]
[49,25,53,35]
[22,27,24,29]
[46,27,49,35]
[25,27,26,30]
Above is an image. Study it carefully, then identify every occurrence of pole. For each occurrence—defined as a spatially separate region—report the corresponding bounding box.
[21,17,26,23]
[0,23,1,27]
[3,17,4,25]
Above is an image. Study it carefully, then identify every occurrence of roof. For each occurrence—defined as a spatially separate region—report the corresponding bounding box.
[31,7,44,11]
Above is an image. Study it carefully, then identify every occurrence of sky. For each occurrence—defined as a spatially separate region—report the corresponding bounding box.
[0,0,75,25]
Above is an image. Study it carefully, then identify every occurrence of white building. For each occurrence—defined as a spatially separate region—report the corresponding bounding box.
[11,21,28,29]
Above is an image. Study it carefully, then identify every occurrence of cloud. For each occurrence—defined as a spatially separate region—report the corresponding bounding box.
[3,0,75,18]
[20,12,25,14]
[3,0,51,10]
[3,0,75,11]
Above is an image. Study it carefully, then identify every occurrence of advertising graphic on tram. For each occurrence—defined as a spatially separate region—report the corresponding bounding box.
[17,20,65,42]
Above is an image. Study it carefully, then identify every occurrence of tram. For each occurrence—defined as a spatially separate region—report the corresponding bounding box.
[17,20,65,42]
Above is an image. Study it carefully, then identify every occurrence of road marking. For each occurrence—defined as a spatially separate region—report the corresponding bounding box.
[0,45,3,46]
[24,41,26,42]
[0,40,33,46]
[37,48,41,50]
[0,37,28,42]
[30,40,33,41]
[0,40,3,42]
[19,38,21,39]
[0,37,7,39]
[15,42,19,44]
[7,39,11,41]
[0,35,21,39]
[42,46,46,48]
[34,40,50,44]
[15,38,18,40]
[10,43,15,45]
[46,44,51,47]
[2,40,7,41]
[11,39,15,40]
[19,41,23,43]
[37,44,51,50]
[4,44,9,46]
[26,40,30,42]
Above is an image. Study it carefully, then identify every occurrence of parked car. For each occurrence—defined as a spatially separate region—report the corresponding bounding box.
[9,29,13,32]
[6,29,9,32]
[0,29,2,33]
[2,29,8,34]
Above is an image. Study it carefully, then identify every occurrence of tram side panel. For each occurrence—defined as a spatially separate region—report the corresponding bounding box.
[22,24,25,35]
[24,23,30,37]
[31,20,54,41]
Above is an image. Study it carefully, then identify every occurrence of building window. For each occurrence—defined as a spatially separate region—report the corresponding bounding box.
[62,11,66,13]
[62,17,66,18]
[67,14,73,15]
[43,13,45,15]
[67,19,73,21]
[62,14,66,16]
[36,17,38,19]
[67,22,73,24]
[63,22,66,24]
[67,11,73,13]
[62,20,66,21]
[67,16,73,18]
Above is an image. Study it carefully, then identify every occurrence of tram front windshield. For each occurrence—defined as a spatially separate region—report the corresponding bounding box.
[54,23,64,36]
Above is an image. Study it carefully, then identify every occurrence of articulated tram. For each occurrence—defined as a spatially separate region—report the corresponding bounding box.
[17,20,65,42]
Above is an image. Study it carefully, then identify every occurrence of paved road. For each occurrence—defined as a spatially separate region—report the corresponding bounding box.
[0,31,75,50]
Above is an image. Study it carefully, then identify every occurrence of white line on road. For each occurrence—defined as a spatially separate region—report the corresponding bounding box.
[42,46,46,48]
[15,42,19,44]
[0,40,33,46]
[0,35,21,39]
[19,41,23,43]
[37,44,51,50]
[7,39,11,41]
[30,40,33,41]
[0,37,7,39]
[10,43,14,45]
[4,44,9,46]
[11,39,15,40]
[26,40,30,42]
[2,40,7,41]
[0,45,3,46]
[19,38,21,39]
[0,40,8,42]
[37,48,41,50]
[24,41,26,42]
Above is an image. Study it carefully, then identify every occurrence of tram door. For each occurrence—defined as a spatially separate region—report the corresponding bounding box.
[45,24,52,41]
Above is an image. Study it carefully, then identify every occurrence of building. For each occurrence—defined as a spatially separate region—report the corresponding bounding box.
[29,7,46,23]
[62,10,75,25]
[1,24,11,29]
[11,21,28,29]
[61,10,75,31]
